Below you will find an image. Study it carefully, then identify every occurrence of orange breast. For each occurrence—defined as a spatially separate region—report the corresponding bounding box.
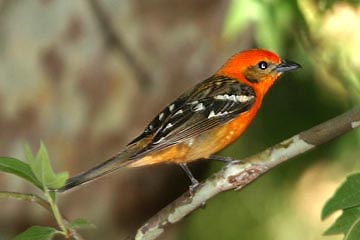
[190,100,261,157]
[129,96,263,167]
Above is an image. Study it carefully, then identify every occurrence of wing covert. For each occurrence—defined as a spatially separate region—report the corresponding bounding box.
[129,75,256,158]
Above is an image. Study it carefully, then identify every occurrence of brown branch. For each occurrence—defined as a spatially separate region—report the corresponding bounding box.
[132,107,360,240]
[87,0,152,88]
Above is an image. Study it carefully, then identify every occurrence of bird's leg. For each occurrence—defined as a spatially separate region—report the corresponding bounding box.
[207,155,242,165]
[179,163,199,194]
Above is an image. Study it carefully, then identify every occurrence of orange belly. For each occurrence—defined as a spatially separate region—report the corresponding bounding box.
[129,100,261,167]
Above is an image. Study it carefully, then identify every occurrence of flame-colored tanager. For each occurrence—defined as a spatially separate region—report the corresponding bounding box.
[59,49,301,192]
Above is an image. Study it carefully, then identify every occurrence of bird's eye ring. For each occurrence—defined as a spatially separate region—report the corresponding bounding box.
[258,61,268,70]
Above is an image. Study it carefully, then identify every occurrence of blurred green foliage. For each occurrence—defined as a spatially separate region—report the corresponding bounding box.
[223,0,306,54]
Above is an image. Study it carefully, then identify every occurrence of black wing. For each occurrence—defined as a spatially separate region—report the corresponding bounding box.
[128,75,256,158]
[127,95,188,146]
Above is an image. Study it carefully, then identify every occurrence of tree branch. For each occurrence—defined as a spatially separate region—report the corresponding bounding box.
[87,0,152,88]
[132,107,360,240]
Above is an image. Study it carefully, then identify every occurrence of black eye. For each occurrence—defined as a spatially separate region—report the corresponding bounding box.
[258,61,268,70]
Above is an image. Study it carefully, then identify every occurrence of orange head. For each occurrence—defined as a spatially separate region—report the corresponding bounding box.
[216,49,301,95]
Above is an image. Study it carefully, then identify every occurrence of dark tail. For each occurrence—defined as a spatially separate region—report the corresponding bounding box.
[57,151,132,192]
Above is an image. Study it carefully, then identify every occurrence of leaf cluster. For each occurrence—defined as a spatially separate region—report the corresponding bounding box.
[0,142,94,240]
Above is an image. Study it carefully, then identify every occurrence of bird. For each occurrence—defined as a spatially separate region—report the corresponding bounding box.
[58,49,301,192]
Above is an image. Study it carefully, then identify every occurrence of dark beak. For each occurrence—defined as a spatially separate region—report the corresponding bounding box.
[276,60,301,73]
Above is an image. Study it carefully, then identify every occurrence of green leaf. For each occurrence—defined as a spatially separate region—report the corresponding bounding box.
[24,144,35,165]
[26,142,68,189]
[322,173,360,219]
[69,218,96,229]
[0,157,42,189]
[325,206,360,235]
[345,218,360,240]
[14,226,58,240]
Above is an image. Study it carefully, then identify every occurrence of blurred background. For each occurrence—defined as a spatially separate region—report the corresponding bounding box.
[0,0,359,239]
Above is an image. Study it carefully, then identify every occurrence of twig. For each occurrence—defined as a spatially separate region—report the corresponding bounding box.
[133,107,360,240]
[87,0,152,88]
[0,191,51,211]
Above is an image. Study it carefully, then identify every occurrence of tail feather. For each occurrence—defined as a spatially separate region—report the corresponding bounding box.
[58,151,132,192]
